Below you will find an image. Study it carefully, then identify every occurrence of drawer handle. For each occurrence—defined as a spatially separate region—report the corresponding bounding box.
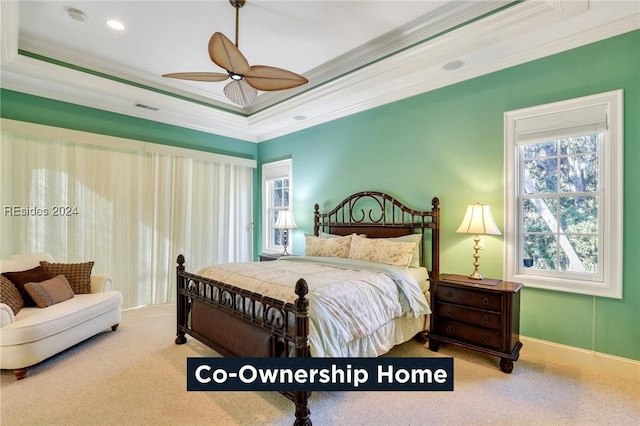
[482,316,489,324]
[445,326,452,334]
[482,335,489,341]
[446,309,453,317]
[446,291,453,298]
[482,298,490,305]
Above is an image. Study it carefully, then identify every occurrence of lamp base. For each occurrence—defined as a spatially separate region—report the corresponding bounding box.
[469,235,484,280]
[468,270,484,280]
[281,229,290,256]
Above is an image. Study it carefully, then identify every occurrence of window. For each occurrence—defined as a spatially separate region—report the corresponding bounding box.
[504,90,623,298]
[262,159,293,253]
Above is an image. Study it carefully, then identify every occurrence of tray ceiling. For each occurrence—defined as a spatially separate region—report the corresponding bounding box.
[1,1,638,142]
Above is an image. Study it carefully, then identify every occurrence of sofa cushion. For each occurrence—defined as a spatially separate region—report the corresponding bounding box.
[39,261,94,294]
[0,275,24,315]
[25,275,75,308]
[0,291,122,346]
[2,266,53,307]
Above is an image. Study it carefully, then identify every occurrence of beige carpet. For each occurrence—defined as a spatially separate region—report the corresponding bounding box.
[1,304,638,426]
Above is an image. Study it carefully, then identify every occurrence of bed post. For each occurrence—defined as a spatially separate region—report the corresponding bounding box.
[293,278,311,426]
[313,203,320,236]
[431,197,440,280]
[175,254,187,345]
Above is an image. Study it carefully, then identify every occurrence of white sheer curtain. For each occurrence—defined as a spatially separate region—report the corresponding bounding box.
[1,129,254,309]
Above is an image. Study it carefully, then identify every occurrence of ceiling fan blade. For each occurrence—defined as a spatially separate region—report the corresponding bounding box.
[209,32,250,75]
[244,66,309,91]
[162,72,229,82]
[223,79,258,107]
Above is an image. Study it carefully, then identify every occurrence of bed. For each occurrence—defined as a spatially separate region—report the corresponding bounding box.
[175,191,440,426]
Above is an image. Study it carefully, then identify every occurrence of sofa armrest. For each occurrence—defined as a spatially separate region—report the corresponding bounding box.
[90,275,113,293]
[0,303,15,327]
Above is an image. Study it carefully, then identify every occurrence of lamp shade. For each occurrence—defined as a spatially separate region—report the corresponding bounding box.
[456,203,501,235]
[274,210,297,230]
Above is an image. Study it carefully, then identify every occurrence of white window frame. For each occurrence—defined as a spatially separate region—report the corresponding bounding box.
[262,158,293,254]
[504,90,623,298]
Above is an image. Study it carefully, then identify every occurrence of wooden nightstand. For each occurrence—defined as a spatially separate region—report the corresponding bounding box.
[427,274,523,373]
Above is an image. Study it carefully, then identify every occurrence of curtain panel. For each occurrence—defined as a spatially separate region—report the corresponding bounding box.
[1,131,253,309]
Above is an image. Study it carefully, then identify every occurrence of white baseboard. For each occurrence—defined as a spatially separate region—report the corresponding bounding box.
[520,336,640,381]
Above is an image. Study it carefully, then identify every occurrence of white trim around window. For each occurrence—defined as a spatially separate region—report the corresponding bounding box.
[262,158,293,254]
[504,90,623,298]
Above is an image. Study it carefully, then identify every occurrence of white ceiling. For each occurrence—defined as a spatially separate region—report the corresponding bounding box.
[1,1,638,143]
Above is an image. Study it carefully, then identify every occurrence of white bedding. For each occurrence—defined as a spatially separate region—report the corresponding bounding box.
[197,256,431,357]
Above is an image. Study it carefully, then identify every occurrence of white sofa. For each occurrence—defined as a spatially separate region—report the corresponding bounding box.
[1,252,122,379]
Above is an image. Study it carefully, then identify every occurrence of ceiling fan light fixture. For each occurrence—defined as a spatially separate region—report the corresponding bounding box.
[224,79,257,107]
[230,73,244,81]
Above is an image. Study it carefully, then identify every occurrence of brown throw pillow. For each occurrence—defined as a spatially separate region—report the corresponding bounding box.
[24,275,75,308]
[39,261,94,294]
[2,266,53,307]
[1,275,24,315]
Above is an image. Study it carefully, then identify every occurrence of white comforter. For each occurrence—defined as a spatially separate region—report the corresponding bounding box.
[197,256,430,357]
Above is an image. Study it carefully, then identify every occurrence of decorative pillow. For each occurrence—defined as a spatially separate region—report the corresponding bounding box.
[2,266,53,307]
[348,235,418,268]
[386,234,422,268]
[39,261,94,294]
[24,275,75,308]
[0,275,24,315]
[305,234,353,258]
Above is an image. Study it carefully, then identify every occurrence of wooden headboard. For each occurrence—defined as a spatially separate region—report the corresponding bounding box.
[313,191,440,277]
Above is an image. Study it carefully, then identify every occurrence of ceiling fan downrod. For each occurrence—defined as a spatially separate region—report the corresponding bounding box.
[229,0,246,47]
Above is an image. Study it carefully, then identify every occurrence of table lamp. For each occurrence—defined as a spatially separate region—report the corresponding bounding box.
[456,203,501,280]
[274,210,297,256]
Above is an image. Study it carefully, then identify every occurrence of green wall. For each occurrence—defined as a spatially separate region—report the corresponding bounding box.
[258,30,640,360]
[0,89,258,160]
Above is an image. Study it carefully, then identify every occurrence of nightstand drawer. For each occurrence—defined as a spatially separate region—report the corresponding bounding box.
[435,320,503,351]
[435,286,502,311]
[434,303,502,331]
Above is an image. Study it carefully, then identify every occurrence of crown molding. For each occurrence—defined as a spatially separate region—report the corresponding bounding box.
[1,54,258,141]
[247,0,512,113]
[18,34,245,115]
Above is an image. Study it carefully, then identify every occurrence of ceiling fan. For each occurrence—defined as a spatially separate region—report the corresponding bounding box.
[163,0,308,107]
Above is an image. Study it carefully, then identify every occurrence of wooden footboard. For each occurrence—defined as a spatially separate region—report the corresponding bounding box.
[175,254,312,426]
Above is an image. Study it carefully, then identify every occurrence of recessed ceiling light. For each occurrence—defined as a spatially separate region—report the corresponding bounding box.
[68,8,87,22]
[443,60,464,71]
[106,19,125,31]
